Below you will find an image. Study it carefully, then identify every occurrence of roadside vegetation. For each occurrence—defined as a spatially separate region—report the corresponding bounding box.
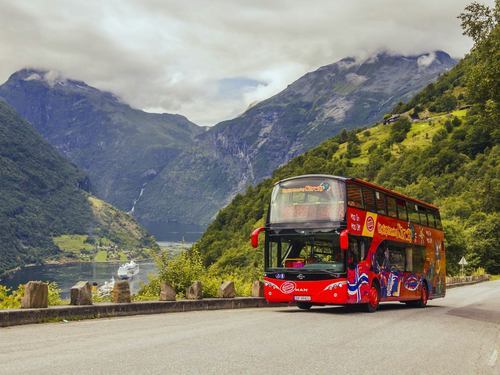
[0,283,63,309]
[189,1,499,286]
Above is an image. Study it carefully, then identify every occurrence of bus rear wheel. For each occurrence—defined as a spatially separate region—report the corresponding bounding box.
[406,283,428,308]
[415,284,428,308]
[297,302,312,310]
[366,284,380,313]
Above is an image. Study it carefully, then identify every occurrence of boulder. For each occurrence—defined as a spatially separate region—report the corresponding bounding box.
[159,282,176,301]
[252,280,264,297]
[218,281,236,298]
[112,280,131,303]
[70,281,93,305]
[21,281,48,308]
[186,281,202,299]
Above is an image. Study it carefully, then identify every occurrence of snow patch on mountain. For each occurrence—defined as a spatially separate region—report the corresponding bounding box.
[417,52,436,68]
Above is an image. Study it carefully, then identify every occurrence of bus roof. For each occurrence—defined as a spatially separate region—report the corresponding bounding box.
[274,174,439,211]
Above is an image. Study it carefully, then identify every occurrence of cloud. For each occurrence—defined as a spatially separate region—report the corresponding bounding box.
[0,0,491,125]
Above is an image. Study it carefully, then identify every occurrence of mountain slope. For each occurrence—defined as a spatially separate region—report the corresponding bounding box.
[0,69,203,217]
[135,51,456,231]
[195,38,499,275]
[0,52,455,239]
[0,100,157,275]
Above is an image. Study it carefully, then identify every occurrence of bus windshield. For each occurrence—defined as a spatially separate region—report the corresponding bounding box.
[267,234,345,273]
[270,177,346,224]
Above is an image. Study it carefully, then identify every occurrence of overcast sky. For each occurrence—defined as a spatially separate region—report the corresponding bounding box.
[0,0,492,125]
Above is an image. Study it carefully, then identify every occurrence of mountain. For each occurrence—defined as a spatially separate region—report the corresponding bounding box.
[0,69,203,225]
[132,51,457,232]
[0,51,456,239]
[0,100,158,275]
[195,38,499,276]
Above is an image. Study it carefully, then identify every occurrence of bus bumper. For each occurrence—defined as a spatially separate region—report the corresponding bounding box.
[263,277,349,305]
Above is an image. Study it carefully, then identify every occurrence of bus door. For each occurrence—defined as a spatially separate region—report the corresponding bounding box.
[346,236,371,304]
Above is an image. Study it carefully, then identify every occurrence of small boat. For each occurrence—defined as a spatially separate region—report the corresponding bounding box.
[98,277,115,296]
[117,260,139,280]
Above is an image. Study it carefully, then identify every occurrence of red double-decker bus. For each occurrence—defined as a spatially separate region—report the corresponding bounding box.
[251,175,446,312]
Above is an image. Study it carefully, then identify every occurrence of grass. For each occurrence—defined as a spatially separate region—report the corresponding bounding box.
[53,234,94,253]
[336,109,467,165]
[94,250,108,262]
[490,275,500,281]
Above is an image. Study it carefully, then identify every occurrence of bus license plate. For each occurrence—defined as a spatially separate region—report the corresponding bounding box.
[294,296,311,301]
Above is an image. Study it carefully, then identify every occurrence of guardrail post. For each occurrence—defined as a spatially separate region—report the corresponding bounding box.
[218,281,236,298]
[160,282,176,301]
[252,280,264,297]
[70,281,93,305]
[186,281,202,299]
[21,281,48,309]
[112,280,131,303]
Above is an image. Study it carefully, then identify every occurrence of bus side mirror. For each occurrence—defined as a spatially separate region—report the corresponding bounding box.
[340,229,349,251]
[250,227,265,248]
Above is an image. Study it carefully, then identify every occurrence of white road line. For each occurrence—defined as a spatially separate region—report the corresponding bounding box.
[488,348,498,367]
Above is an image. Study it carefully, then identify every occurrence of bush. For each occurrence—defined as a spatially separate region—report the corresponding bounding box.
[0,282,62,309]
[388,118,412,144]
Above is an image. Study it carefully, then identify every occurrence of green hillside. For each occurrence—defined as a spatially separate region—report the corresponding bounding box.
[196,5,500,276]
[0,100,158,275]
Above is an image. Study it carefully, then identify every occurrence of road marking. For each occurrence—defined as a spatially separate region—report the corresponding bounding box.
[488,349,498,367]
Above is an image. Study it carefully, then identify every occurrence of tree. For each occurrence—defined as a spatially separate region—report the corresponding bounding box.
[458,1,498,44]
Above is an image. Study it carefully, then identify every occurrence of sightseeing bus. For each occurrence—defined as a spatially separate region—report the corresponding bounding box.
[250,175,446,312]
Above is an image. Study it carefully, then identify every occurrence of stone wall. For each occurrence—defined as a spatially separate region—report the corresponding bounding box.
[0,298,278,328]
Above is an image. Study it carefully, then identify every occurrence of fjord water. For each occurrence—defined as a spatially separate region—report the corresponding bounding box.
[0,261,158,299]
[0,241,193,298]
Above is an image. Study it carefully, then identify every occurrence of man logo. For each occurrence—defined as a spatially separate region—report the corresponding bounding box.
[297,274,305,280]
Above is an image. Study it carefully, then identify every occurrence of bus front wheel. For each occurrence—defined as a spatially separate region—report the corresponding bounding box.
[297,302,312,310]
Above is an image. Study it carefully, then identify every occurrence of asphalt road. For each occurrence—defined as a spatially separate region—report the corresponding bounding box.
[1,281,499,375]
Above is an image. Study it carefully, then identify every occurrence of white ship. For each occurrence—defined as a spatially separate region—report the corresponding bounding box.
[117,260,139,280]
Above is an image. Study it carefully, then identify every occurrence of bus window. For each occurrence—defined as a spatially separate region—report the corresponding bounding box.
[348,236,372,266]
[387,196,397,218]
[362,188,376,212]
[267,235,346,273]
[435,212,443,230]
[374,241,390,272]
[407,203,419,224]
[270,177,347,223]
[405,246,413,271]
[347,184,364,208]
[418,206,429,226]
[428,211,436,228]
[412,246,426,272]
[388,245,405,272]
[396,199,408,221]
[375,191,387,215]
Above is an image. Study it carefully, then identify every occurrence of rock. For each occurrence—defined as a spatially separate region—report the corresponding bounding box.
[252,280,264,297]
[186,281,202,300]
[21,281,48,308]
[112,280,131,303]
[160,282,176,301]
[218,281,236,298]
[70,281,92,305]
